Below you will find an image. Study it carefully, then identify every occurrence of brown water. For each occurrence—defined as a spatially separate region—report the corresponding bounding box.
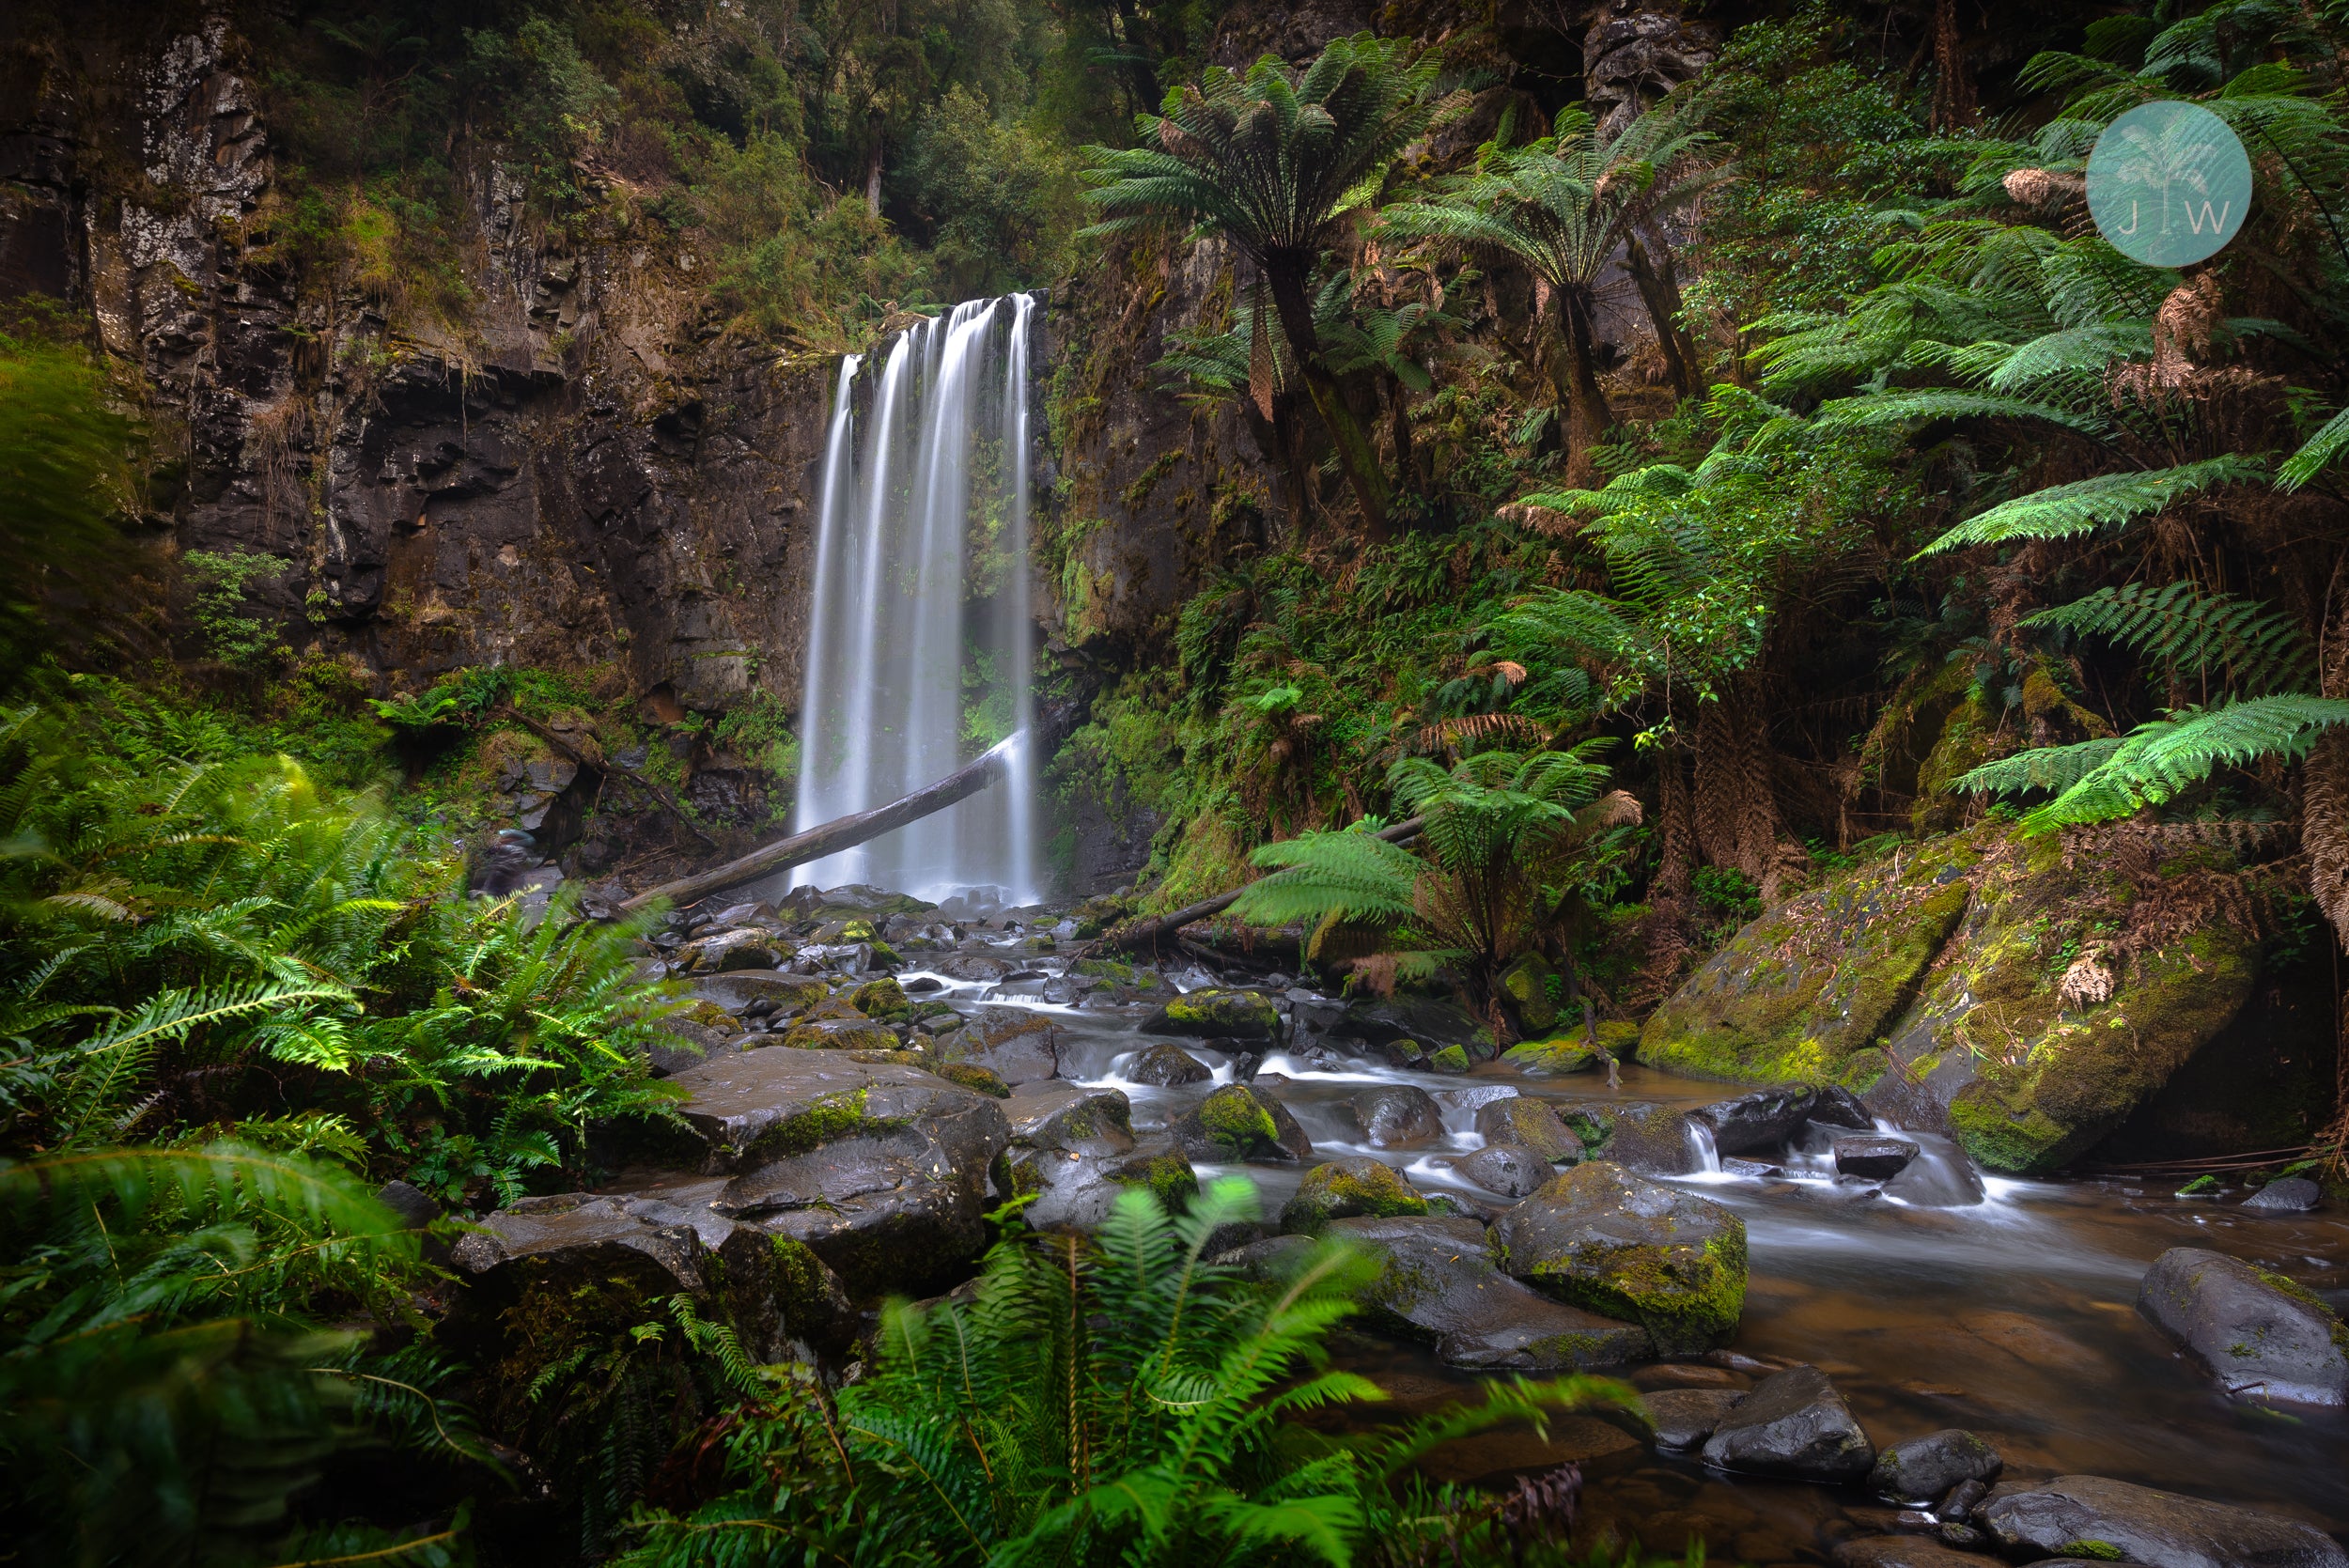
[931,963,2349,1562]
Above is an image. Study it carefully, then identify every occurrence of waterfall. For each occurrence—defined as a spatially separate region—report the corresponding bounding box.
[791,295,1040,907]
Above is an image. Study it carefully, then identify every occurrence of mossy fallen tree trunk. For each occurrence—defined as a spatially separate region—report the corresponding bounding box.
[617,734,1024,913]
[1087,816,1425,956]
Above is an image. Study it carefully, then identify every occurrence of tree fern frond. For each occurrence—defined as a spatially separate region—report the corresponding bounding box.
[2025,582,2315,694]
[1918,455,2264,555]
[2280,406,2349,493]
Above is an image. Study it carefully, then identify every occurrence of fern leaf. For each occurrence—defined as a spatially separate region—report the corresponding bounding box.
[1812,388,2105,434]
[2280,406,2349,494]
[1918,455,2264,555]
[2025,582,2315,694]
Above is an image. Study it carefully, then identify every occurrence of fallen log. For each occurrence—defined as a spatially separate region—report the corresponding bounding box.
[618,734,1023,913]
[1084,815,1425,956]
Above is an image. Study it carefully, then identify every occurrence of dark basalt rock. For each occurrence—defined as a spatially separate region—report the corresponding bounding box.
[2136,1247,2349,1405]
[1867,1429,2001,1502]
[1643,1387,1745,1451]
[1835,1136,1920,1180]
[1173,1083,1315,1164]
[931,1004,1062,1086]
[1600,1102,1705,1176]
[1487,1160,1746,1353]
[2243,1176,2322,1213]
[1348,1084,1445,1148]
[1472,1094,1581,1162]
[1328,995,1491,1057]
[1329,1214,1653,1371]
[1690,1086,1817,1155]
[1456,1142,1553,1198]
[1977,1474,2349,1568]
[1809,1085,1876,1130]
[1124,1042,1213,1086]
[1003,1079,1133,1154]
[1700,1364,1875,1482]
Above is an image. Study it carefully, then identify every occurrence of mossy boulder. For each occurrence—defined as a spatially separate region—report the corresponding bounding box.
[692,972,828,1014]
[1279,1157,1429,1234]
[1472,1095,1581,1163]
[1125,1043,1213,1086]
[934,1062,1010,1097]
[1498,954,1560,1033]
[779,1017,901,1052]
[1427,1045,1470,1073]
[1332,1214,1653,1370]
[1330,996,1494,1059]
[1489,1160,1748,1354]
[1173,1083,1315,1164]
[995,1080,1196,1230]
[931,1004,1061,1086]
[1501,1038,1600,1077]
[1143,987,1283,1043]
[1639,823,2271,1174]
[849,976,913,1023]
[693,928,787,973]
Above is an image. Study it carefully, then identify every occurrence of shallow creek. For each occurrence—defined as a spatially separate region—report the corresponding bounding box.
[906,955,2349,1562]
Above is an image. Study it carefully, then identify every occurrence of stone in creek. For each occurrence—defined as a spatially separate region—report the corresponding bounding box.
[1472,1094,1582,1163]
[1173,1082,1315,1164]
[1601,1102,1707,1176]
[2136,1247,2349,1405]
[648,1012,745,1077]
[1866,1429,2002,1502]
[777,1016,902,1052]
[1881,1138,1986,1206]
[1689,1086,1817,1155]
[664,1048,1010,1296]
[1329,1213,1653,1371]
[1349,1084,1446,1148]
[1699,1364,1875,1483]
[1501,1038,1601,1077]
[692,972,829,1012]
[1831,1541,1999,1568]
[1809,1085,1876,1130]
[1456,1142,1554,1198]
[1977,1474,2349,1568]
[1281,1157,1429,1233]
[931,1004,1061,1086]
[1329,995,1492,1057]
[1643,1387,1746,1451]
[1124,1042,1213,1086]
[1142,986,1283,1043]
[2243,1176,2322,1213]
[937,953,1013,983]
[1834,1135,1920,1179]
[692,928,786,972]
[1487,1160,1747,1354]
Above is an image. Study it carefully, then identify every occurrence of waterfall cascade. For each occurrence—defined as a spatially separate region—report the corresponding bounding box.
[791,295,1039,907]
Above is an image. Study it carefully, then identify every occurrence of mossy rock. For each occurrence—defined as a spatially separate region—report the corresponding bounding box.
[933,1062,1010,1098]
[1501,1037,1598,1077]
[681,1001,745,1036]
[1488,1160,1747,1354]
[1173,1083,1315,1164]
[1427,1045,1470,1074]
[849,976,913,1023]
[1280,1157,1428,1234]
[1499,954,1560,1033]
[779,1017,902,1052]
[868,939,904,969]
[1143,986,1283,1043]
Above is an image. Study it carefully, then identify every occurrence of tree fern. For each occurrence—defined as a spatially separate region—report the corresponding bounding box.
[1917,455,2265,555]
[2025,581,2315,695]
[2280,405,2349,493]
[1954,694,2349,831]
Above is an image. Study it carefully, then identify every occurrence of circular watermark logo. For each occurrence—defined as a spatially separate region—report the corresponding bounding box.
[2086,101,2252,266]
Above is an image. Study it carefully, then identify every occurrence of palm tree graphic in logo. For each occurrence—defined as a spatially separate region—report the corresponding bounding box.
[2087,101,2252,266]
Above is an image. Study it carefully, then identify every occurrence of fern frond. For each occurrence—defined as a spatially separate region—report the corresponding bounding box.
[2280,406,2349,493]
[1918,455,2264,555]
[2025,582,2314,694]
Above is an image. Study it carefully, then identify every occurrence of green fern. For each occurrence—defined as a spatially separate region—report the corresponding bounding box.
[1953,694,2349,831]
[2280,405,2349,493]
[2025,581,2315,695]
[1917,456,2266,555]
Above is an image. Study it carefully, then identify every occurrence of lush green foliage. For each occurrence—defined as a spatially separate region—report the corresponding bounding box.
[0,333,137,670]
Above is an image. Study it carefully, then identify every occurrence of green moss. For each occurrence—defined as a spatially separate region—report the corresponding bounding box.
[682,1001,744,1034]
[1120,1152,1200,1209]
[2053,1544,2123,1561]
[1499,954,1559,1032]
[1427,1045,1470,1074]
[2255,1268,2349,1357]
[1501,1038,1598,1077]
[1549,1227,1748,1356]
[934,1062,1011,1098]
[849,976,912,1023]
[768,1236,836,1328]
[1198,1084,1280,1153]
[1281,1158,1428,1234]
[757,1087,906,1158]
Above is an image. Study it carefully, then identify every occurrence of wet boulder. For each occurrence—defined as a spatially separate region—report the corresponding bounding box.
[1280,1157,1429,1234]
[1867,1429,2001,1502]
[1471,1094,1580,1163]
[1003,1080,1134,1154]
[937,953,1013,983]
[1700,1364,1874,1482]
[1173,1083,1315,1164]
[1835,1136,1920,1180]
[1348,1084,1446,1148]
[1456,1142,1553,1198]
[1330,1214,1653,1371]
[1809,1085,1876,1130]
[1488,1160,1747,1353]
[778,1016,901,1051]
[1124,1043,1213,1086]
[996,1080,1197,1228]
[2243,1176,2322,1213]
[1500,1038,1601,1077]
[452,1191,718,1294]
[1690,1086,1817,1155]
[1977,1474,2349,1568]
[1142,987,1283,1044]
[649,1008,746,1076]
[1329,995,1492,1058]
[1643,1387,1746,1451]
[2137,1248,2349,1405]
[664,1049,1011,1296]
[692,972,829,1013]
[848,976,914,1022]
[1881,1136,1986,1206]
[1601,1102,1706,1176]
[932,1005,1061,1086]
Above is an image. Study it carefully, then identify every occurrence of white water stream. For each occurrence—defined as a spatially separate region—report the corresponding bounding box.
[792,295,1040,905]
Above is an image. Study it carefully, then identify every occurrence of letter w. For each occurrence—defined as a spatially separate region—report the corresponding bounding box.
[2186,199,2232,234]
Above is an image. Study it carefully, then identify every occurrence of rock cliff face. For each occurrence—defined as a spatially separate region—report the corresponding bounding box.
[6,15,833,713]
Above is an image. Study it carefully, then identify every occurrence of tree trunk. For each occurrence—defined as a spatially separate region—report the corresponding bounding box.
[864,131,884,210]
[1552,287,1614,488]
[1386,375,1417,490]
[1624,229,1699,400]
[1931,0,1978,131]
[1266,261,1393,540]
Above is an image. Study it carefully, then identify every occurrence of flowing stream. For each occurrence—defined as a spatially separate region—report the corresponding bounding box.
[792,296,1039,906]
[904,940,2349,1562]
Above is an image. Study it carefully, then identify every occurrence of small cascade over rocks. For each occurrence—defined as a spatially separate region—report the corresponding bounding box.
[792,294,1040,905]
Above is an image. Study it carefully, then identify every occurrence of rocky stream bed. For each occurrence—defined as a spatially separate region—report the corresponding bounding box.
[441,878,2349,1567]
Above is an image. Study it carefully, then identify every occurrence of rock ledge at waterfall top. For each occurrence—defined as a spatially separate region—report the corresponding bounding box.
[1634,823,2329,1173]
